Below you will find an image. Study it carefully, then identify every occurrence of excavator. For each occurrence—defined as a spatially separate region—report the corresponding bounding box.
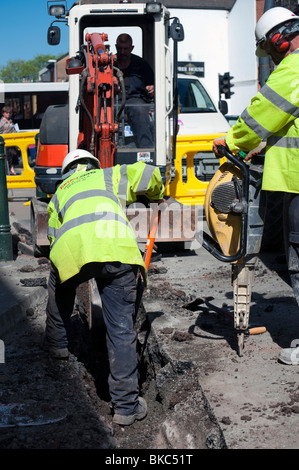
[31,0,187,331]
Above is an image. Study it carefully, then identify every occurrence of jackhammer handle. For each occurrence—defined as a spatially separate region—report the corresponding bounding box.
[217,145,247,165]
[217,144,229,158]
[247,326,266,335]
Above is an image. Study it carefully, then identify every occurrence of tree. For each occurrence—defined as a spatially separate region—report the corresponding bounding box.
[0,54,62,83]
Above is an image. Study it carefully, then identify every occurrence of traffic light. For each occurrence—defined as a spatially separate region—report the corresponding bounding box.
[219,72,234,99]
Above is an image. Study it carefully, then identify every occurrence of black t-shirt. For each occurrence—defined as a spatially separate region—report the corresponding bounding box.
[117,54,154,102]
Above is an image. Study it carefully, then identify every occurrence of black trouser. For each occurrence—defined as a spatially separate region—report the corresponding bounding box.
[46,262,140,416]
[284,193,299,306]
[126,98,153,148]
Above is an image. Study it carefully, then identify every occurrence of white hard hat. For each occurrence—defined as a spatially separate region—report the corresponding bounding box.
[255,7,299,57]
[61,149,100,175]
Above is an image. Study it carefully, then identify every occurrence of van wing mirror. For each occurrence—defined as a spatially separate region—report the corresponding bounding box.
[169,19,184,42]
[48,25,61,45]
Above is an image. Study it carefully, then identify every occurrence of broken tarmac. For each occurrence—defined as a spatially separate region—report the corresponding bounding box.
[142,244,299,449]
[0,213,299,449]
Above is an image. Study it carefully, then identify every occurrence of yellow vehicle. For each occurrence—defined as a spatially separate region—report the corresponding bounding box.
[1,131,38,189]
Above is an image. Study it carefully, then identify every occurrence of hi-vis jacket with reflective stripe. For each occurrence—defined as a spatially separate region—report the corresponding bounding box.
[47,161,164,284]
[226,49,299,194]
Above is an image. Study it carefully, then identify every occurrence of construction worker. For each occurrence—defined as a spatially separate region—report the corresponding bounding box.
[213,7,299,366]
[115,33,154,148]
[44,149,165,425]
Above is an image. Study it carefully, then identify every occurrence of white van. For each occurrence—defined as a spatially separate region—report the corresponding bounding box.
[177,73,230,135]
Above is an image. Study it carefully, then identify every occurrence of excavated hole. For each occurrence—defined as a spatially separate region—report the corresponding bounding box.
[67,298,226,449]
[67,299,167,411]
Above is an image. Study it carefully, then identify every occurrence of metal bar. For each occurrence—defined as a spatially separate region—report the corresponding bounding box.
[0,136,13,261]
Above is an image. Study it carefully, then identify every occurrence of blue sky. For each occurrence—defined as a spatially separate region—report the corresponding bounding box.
[0,0,69,67]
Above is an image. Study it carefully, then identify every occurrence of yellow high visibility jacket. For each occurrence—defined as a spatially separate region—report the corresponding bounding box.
[226,49,299,194]
[47,161,165,284]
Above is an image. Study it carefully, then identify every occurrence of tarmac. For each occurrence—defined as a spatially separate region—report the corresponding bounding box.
[0,211,49,336]
[1,212,299,449]
[141,243,299,449]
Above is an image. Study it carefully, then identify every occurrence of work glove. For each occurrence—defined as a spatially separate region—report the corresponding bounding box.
[212,137,228,157]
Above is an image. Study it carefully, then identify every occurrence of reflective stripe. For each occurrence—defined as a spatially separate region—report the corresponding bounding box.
[52,168,119,218]
[118,165,128,202]
[267,135,299,148]
[47,225,55,238]
[240,108,270,140]
[59,189,119,219]
[261,83,299,118]
[103,167,114,194]
[136,164,155,193]
[51,193,59,214]
[50,211,131,248]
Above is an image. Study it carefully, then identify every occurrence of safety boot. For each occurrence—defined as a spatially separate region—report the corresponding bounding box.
[113,397,147,426]
[41,334,69,360]
[278,347,299,365]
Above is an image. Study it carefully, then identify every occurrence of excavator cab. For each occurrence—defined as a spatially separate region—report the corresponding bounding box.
[79,22,157,166]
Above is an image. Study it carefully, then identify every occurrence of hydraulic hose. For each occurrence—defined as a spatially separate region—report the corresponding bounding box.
[113,66,126,122]
[80,68,95,154]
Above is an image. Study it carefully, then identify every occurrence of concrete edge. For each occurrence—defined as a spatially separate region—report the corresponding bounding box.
[142,298,227,449]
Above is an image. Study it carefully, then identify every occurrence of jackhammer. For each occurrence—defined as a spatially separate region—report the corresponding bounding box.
[199,146,266,356]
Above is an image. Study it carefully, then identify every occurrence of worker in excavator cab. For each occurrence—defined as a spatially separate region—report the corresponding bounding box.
[43,149,165,426]
[115,33,154,148]
[213,7,299,366]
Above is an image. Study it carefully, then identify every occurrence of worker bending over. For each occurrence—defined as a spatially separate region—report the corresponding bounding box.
[44,149,165,425]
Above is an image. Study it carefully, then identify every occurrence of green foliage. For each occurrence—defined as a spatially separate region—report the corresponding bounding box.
[0,54,62,83]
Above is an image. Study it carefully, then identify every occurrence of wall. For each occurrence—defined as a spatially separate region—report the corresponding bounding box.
[228,0,257,114]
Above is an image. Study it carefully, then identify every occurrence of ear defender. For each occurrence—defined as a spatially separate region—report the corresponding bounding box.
[271,33,290,52]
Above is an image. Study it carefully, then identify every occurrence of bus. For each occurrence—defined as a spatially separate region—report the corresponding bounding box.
[0,82,69,131]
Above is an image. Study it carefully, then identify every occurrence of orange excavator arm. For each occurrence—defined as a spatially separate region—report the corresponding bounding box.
[66,32,122,168]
